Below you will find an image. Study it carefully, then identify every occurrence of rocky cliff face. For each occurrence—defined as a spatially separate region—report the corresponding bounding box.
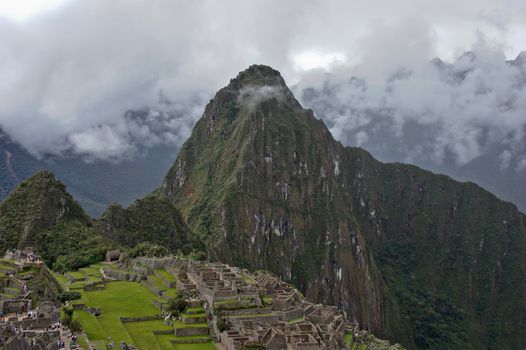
[161,65,526,349]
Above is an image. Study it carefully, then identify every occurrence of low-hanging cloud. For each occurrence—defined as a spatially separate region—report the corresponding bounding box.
[296,38,526,173]
[0,0,526,165]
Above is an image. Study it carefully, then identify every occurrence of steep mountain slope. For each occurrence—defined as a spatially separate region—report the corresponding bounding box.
[161,65,526,349]
[0,171,114,270]
[0,170,89,250]
[98,193,198,253]
[299,51,526,213]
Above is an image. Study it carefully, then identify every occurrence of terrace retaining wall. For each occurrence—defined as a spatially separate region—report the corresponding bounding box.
[175,326,209,337]
[120,316,161,323]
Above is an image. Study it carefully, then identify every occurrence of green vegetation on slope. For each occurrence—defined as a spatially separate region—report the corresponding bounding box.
[99,193,199,254]
[160,65,526,350]
[0,171,117,271]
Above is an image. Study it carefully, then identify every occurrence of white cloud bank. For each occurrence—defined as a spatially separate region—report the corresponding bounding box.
[0,0,525,164]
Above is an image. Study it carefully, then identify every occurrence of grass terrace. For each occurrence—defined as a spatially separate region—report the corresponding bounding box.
[148,274,167,291]
[54,264,216,350]
[155,269,176,283]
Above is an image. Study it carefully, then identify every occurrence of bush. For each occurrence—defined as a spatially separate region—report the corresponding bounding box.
[62,307,74,327]
[58,291,81,302]
[167,294,188,317]
[217,317,230,332]
[69,319,82,332]
[192,251,207,261]
[128,242,170,259]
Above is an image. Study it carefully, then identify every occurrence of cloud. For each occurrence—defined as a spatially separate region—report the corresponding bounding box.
[237,86,287,111]
[296,30,526,173]
[0,0,525,162]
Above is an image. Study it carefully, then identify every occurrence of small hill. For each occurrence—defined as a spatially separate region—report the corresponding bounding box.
[0,170,114,270]
[98,193,199,253]
[0,170,89,251]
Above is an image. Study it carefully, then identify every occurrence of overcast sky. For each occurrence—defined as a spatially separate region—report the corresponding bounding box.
[0,0,525,166]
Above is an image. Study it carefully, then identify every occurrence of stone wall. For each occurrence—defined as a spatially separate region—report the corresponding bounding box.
[102,268,142,281]
[171,338,210,344]
[175,326,209,337]
[13,317,52,330]
[3,299,30,314]
[181,316,207,324]
[277,308,303,321]
[120,316,161,323]
[227,315,281,325]
[220,308,272,316]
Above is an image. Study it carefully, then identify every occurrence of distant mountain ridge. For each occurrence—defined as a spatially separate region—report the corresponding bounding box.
[161,65,526,349]
[299,51,526,213]
[0,125,180,217]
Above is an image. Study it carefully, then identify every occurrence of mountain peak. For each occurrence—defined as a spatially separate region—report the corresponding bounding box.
[0,170,90,251]
[228,64,287,89]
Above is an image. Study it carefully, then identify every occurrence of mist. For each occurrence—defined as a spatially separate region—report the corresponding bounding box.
[0,0,525,170]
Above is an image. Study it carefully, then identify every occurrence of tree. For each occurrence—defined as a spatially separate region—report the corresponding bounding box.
[167,293,188,317]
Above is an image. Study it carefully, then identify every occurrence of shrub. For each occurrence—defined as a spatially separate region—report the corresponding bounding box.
[217,317,229,332]
[192,251,208,261]
[69,319,82,332]
[62,307,74,326]
[58,291,81,302]
[167,294,187,317]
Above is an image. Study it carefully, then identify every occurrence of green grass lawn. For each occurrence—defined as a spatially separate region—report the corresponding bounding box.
[155,334,176,350]
[148,274,167,291]
[124,319,173,350]
[344,333,367,350]
[186,306,204,314]
[173,343,216,350]
[163,288,178,298]
[52,273,70,289]
[288,316,304,323]
[155,335,216,350]
[75,281,164,347]
[181,312,206,319]
[68,271,86,279]
[213,299,238,306]
[80,266,103,278]
[53,265,215,350]
[174,320,208,329]
[241,274,257,285]
[155,269,176,282]
[263,296,273,304]
[74,310,107,343]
